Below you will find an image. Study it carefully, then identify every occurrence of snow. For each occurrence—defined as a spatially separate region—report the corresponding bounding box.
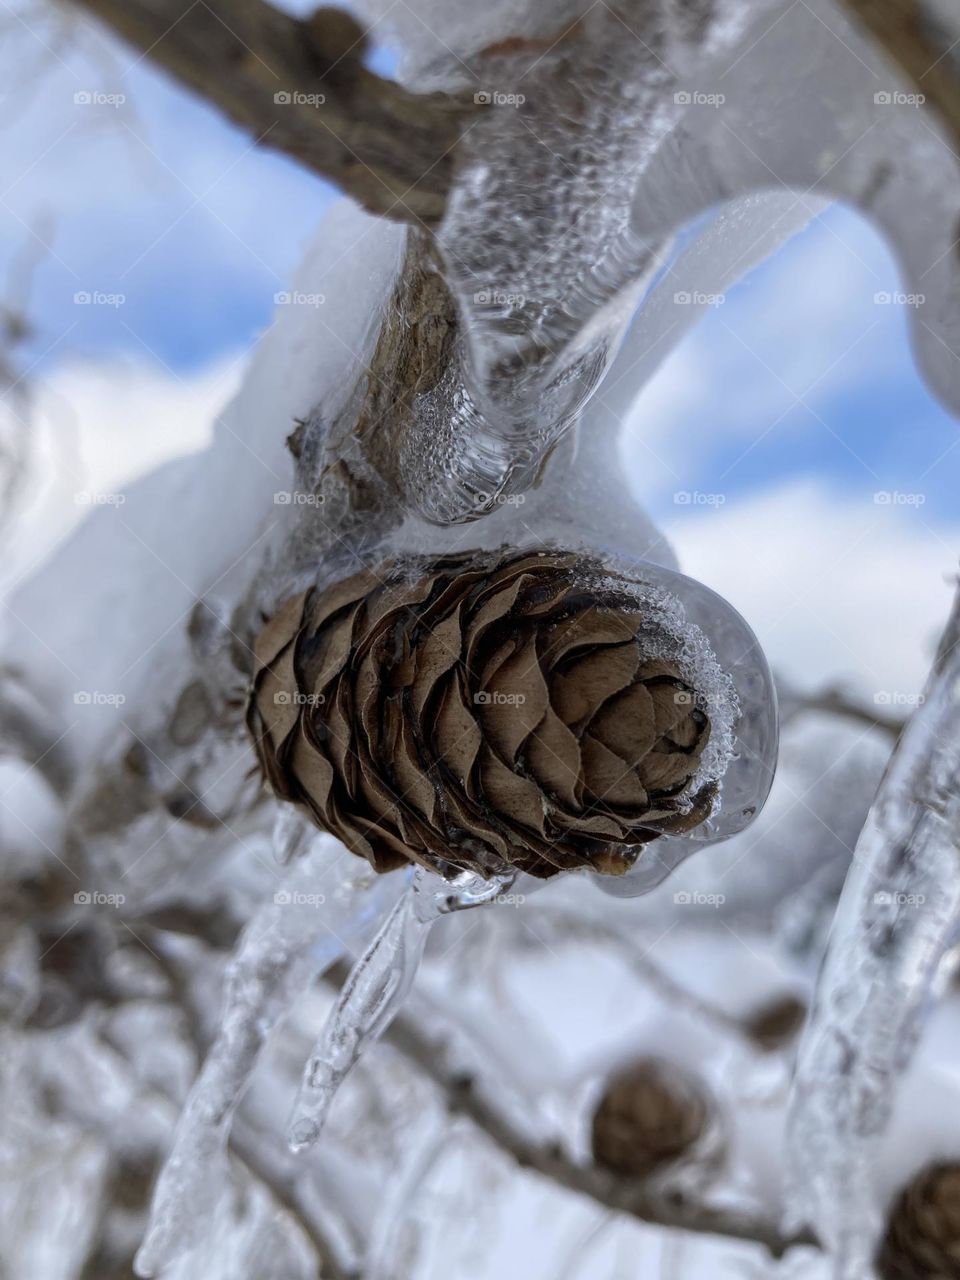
[1,201,406,746]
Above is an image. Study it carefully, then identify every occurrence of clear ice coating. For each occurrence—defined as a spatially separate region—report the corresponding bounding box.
[587,555,777,897]
[134,833,406,1278]
[398,0,960,524]
[786,594,960,1276]
[287,867,512,1153]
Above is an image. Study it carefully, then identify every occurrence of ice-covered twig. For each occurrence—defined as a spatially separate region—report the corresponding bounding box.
[134,836,405,1277]
[369,979,815,1258]
[288,867,510,1153]
[93,1024,358,1280]
[787,582,960,1276]
[777,680,905,740]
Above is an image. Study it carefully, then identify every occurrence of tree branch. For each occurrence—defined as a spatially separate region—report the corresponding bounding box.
[317,962,816,1259]
[838,0,960,151]
[65,0,470,223]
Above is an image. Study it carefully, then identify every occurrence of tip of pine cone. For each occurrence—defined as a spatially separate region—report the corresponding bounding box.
[877,1162,960,1280]
[590,1057,710,1179]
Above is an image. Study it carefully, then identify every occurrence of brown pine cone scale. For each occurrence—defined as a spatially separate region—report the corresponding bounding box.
[247,548,715,879]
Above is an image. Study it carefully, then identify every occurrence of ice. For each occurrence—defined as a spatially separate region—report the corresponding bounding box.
[786,592,960,1276]
[373,0,960,525]
[1,202,406,739]
[363,1116,446,1280]
[134,833,406,1277]
[288,867,511,1153]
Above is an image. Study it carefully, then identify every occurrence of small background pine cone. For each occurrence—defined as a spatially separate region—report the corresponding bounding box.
[590,1056,710,1178]
[743,993,807,1052]
[877,1162,960,1279]
[247,548,717,879]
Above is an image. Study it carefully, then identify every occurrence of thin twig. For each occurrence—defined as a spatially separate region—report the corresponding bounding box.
[778,682,906,739]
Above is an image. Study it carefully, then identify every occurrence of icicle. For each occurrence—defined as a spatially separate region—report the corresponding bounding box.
[288,867,511,1153]
[786,588,960,1276]
[272,804,310,865]
[134,834,405,1278]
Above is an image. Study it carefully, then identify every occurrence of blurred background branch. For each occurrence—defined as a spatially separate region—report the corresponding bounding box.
[63,0,469,222]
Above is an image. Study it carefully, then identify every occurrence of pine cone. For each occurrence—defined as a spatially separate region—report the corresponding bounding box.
[743,993,807,1052]
[247,548,715,879]
[591,1057,709,1178]
[877,1163,960,1279]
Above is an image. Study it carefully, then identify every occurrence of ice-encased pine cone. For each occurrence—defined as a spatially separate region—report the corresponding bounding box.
[247,549,715,879]
[877,1163,960,1279]
[591,1057,709,1178]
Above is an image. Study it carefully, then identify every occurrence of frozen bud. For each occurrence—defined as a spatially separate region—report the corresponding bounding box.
[247,548,715,879]
[591,1057,711,1178]
[877,1163,960,1279]
[744,993,807,1052]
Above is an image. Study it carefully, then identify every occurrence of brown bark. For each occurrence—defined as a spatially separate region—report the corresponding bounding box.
[68,0,471,223]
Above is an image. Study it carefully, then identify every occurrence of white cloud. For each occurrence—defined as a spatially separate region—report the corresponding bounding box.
[666,478,958,695]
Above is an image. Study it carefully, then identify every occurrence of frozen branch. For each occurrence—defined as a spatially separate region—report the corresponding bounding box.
[96,1020,358,1280]
[63,0,469,223]
[322,962,817,1259]
[777,681,906,739]
[838,0,960,151]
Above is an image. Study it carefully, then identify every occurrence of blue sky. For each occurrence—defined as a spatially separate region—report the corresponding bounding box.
[1,2,956,522]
